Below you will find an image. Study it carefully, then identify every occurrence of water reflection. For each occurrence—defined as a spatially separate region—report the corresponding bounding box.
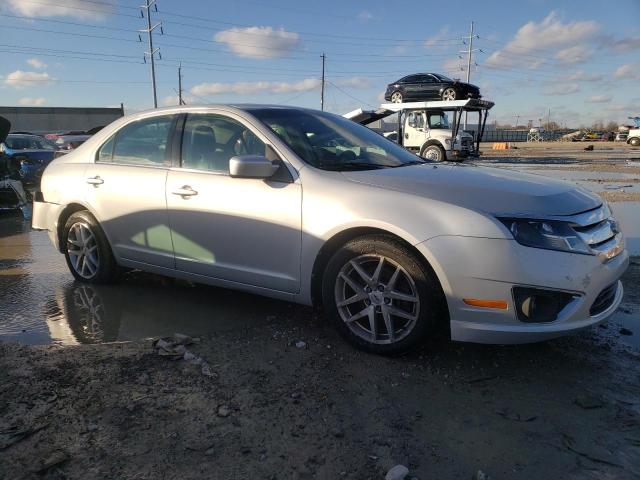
[39,273,306,345]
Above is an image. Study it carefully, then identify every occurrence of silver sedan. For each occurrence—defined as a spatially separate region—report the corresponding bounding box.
[32,105,628,354]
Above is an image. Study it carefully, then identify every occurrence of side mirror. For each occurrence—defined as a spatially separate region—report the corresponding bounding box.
[229,155,279,179]
[408,119,416,128]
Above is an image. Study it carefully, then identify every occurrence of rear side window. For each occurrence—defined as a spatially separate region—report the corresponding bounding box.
[110,115,175,167]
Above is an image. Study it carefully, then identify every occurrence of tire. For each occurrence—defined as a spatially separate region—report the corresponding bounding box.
[441,88,457,101]
[421,144,447,162]
[322,234,446,355]
[62,210,118,284]
[629,137,640,147]
[390,91,403,103]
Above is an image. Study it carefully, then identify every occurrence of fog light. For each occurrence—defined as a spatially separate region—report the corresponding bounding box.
[512,287,576,323]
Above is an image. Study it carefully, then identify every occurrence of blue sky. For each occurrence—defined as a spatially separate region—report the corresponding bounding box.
[0,0,639,127]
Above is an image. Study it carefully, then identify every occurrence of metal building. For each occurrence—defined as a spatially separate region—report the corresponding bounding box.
[0,105,125,134]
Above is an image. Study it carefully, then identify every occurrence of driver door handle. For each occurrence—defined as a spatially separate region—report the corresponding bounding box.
[171,185,198,197]
[86,176,104,185]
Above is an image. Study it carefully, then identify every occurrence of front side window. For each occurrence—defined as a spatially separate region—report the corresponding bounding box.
[250,108,426,171]
[181,114,266,172]
[111,115,175,166]
[428,112,450,129]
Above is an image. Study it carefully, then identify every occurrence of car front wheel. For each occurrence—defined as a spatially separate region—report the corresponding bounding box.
[322,235,445,354]
[441,88,457,101]
[629,137,640,147]
[63,210,117,284]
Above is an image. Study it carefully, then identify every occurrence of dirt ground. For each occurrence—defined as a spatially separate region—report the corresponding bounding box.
[2,145,640,479]
[1,262,639,480]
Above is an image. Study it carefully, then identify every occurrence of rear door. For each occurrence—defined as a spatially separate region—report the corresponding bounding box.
[420,74,441,99]
[401,75,423,100]
[165,112,302,293]
[84,115,177,269]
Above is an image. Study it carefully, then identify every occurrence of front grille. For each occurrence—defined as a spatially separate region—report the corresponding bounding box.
[0,186,19,208]
[590,283,618,316]
[570,205,620,257]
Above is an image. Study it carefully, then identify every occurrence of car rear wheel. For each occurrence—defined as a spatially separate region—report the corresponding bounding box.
[390,91,403,103]
[322,235,445,354]
[441,88,457,101]
[63,210,117,284]
[421,144,446,162]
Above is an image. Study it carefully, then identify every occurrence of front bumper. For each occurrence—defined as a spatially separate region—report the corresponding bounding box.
[416,235,629,344]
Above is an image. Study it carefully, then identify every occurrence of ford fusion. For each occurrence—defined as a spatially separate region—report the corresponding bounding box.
[32,106,628,354]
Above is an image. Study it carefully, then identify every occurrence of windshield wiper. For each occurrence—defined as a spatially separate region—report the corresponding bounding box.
[391,160,427,168]
[339,162,389,170]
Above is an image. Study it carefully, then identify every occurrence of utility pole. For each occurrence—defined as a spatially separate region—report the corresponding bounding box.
[320,53,326,111]
[515,114,520,129]
[178,63,184,105]
[140,0,162,108]
[463,21,475,130]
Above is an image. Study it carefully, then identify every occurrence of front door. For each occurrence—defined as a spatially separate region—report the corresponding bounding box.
[404,112,428,148]
[166,112,302,293]
[85,115,177,268]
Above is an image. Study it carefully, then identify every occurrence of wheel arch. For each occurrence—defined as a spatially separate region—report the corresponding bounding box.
[309,226,448,316]
[420,140,446,156]
[56,202,102,253]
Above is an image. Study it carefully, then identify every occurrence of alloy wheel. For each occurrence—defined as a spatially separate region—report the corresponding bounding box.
[334,254,420,345]
[67,222,100,279]
[442,88,456,101]
[391,92,403,103]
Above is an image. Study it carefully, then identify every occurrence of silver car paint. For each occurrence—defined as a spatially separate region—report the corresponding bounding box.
[33,105,629,344]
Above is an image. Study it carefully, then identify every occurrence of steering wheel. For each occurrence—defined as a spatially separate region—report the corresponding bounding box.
[338,150,357,163]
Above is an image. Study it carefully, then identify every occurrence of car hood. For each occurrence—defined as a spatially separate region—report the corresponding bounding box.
[341,163,601,217]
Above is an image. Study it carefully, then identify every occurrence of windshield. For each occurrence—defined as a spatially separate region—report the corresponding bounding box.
[5,135,57,150]
[249,108,425,171]
[427,112,450,129]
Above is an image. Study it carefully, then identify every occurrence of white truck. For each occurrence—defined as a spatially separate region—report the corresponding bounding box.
[627,117,640,146]
[345,98,494,161]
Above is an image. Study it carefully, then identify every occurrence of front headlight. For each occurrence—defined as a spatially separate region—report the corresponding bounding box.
[498,218,591,254]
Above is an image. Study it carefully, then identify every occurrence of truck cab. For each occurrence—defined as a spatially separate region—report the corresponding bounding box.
[403,109,474,161]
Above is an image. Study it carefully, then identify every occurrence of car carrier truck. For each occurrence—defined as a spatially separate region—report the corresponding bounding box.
[345,98,494,161]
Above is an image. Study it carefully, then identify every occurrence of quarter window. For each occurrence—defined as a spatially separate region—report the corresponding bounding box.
[96,135,115,163]
[181,114,266,173]
[110,115,175,166]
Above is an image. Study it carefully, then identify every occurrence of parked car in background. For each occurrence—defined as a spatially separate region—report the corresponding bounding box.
[0,133,59,185]
[0,117,30,214]
[33,105,628,354]
[385,73,481,103]
[55,133,91,151]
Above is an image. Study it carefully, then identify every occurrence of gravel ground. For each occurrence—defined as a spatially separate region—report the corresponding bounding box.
[1,261,639,480]
[1,146,640,479]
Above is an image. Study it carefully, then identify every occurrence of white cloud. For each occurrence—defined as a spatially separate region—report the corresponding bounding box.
[485,11,600,69]
[554,45,592,64]
[214,26,300,59]
[26,58,47,69]
[18,97,46,106]
[162,95,195,106]
[4,70,54,88]
[585,95,612,103]
[2,0,114,19]
[559,70,603,82]
[546,83,580,95]
[614,63,640,80]
[191,78,321,97]
[424,27,455,51]
[357,11,373,22]
[601,36,640,53]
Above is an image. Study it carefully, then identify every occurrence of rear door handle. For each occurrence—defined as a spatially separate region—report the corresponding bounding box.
[86,176,104,185]
[171,185,198,197]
